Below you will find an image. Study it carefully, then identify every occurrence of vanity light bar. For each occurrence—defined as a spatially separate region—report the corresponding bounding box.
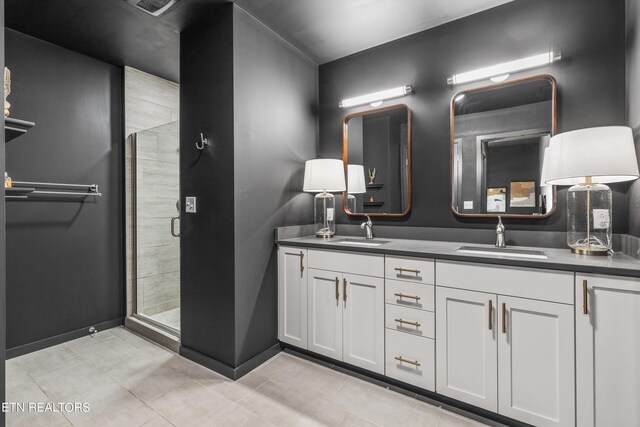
[339,85,413,108]
[447,50,562,85]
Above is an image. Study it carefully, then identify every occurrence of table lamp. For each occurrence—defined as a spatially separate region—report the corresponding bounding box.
[544,126,639,255]
[303,159,346,238]
[346,164,366,213]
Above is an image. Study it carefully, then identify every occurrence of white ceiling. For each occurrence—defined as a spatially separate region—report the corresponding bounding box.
[233,0,513,64]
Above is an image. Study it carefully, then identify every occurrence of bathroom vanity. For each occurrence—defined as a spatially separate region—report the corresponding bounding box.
[276,236,640,427]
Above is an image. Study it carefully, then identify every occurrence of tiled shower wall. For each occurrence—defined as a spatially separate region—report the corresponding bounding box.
[124,67,180,317]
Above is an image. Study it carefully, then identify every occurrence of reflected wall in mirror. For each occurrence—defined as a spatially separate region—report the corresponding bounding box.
[451,74,557,218]
[343,104,411,217]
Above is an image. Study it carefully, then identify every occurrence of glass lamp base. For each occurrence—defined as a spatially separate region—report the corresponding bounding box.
[567,183,612,256]
[570,246,609,256]
[314,191,336,238]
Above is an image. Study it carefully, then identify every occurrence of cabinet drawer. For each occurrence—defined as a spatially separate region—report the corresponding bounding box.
[385,304,434,339]
[308,249,384,277]
[385,279,434,312]
[437,260,574,304]
[385,329,435,391]
[386,256,434,284]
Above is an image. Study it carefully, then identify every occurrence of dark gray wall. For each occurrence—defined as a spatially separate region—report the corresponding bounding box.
[0,0,6,424]
[180,5,237,367]
[180,4,317,371]
[233,6,317,365]
[627,0,640,237]
[320,0,627,232]
[5,30,124,351]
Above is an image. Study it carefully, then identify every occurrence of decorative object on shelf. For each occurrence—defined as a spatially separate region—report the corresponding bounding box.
[509,181,536,208]
[4,67,11,117]
[545,126,639,255]
[487,188,506,213]
[447,51,562,85]
[303,159,346,238]
[369,196,375,202]
[346,164,366,213]
[368,167,376,185]
[4,172,11,188]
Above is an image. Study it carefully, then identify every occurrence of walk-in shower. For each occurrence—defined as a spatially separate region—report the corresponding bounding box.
[128,121,180,335]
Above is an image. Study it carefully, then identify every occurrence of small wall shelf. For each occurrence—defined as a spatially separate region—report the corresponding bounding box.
[5,117,35,142]
[364,201,384,207]
[5,181,101,201]
[366,184,384,189]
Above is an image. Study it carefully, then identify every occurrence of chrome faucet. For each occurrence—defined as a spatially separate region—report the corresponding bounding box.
[361,215,374,239]
[496,216,506,248]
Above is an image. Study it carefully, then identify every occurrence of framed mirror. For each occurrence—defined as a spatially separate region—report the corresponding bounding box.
[343,104,412,217]
[450,74,557,218]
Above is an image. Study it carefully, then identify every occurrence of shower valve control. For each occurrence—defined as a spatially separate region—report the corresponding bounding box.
[185,197,197,213]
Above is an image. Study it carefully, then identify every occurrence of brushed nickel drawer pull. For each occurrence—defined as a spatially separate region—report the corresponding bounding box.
[502,303,507,334]
[299,251,304,276]
[394,318,421,328]
[395,356,421,367]
[394,292,421,301]
[343,278,347,303]
[395,267,420,276]
[335,277,339,303]
[488,300,493,330]
[583,279,588,315]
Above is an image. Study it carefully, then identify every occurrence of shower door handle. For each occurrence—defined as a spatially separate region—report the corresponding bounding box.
[171,216,180,238]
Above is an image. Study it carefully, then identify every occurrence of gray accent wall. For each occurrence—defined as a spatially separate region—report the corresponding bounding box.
[180,4,317,373]
[233,6,317,365]
[0,0,6,423]
[319,0,627,232]
[5,30,124,352]
[627,0,640,237]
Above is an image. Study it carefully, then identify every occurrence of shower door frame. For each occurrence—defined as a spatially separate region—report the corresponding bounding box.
[128,132,181,338]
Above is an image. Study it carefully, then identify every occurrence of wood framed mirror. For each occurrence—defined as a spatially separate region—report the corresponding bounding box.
[450,74,557,218]
[342,104,412,217]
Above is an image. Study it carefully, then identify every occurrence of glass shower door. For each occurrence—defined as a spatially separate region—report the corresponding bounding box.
[132,121,180,335]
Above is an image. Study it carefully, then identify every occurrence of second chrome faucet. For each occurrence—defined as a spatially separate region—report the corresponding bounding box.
[361,215,374,239]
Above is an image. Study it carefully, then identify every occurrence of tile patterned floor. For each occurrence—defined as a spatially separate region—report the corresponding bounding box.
[6,327,487,426]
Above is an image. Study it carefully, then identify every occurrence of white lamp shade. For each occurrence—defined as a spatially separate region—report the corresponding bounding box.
[303,159,346,192]
[347,164,366,194]
[545,126,640,186]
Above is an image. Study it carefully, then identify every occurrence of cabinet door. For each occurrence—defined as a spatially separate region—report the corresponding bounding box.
[343,273,384,374]
[436,287,498,412]
[307,268,343,360]
[498,296,574,427]
[278,247,307,348]
[576,274,640,427]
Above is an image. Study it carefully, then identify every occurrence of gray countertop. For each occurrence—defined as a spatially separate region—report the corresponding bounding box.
[276,235,640,278]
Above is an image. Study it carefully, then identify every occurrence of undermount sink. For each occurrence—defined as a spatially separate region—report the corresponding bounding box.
[456,246,548,260]
[335,238,390,247]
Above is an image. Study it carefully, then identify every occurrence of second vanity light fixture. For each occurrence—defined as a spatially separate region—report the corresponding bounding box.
[339,85,413,108]
[447,50,562,85]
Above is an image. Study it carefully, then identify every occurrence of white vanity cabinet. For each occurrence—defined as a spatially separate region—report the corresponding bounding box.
[307,250,385,374]
[277,246,308,348]
[436,261,575,427]
[576,274,640,427]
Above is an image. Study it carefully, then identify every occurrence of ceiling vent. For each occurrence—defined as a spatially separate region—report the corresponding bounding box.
[126,0,180,17]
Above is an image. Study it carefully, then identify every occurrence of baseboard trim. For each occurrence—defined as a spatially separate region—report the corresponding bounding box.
[6,318,124,359]
[283,345,530,427]
[180,343,281,380]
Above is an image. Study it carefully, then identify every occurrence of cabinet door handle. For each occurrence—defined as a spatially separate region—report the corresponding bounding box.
[335,277,339,302]
[299,251,304,276]
[583,279,588,315]
[488,300,493,330]
[394,318,421,328]
[502,303,507,334]
[394,267,420,276]
[343,278,347,303]
[394,292,421,301]
[395,356,421,367]
[170,215,180,237]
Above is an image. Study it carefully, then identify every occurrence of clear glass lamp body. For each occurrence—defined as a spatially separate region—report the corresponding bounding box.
[567,183,612,254]
[314,191,336,237]
[347,194,357,213]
